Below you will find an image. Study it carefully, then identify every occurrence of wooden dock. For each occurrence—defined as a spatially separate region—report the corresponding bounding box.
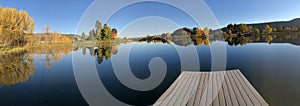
[153,69,268,106]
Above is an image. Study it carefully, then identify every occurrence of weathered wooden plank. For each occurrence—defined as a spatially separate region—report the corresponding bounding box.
[205,72,214,106]
[235,70,269,106]
[224,70,239,106]
[188,72,208,106]
[186,73,203,106]
[211,72,220,106]
[179,72,200,106]
[199,72,211,106]
[222,71,233,106]
[196,72,208,105]
[154,70,268,106]
[217,72,226,106]
[227,70,246,106]
[232,70,260,106]
[166,72,192,105]
[174,72,194,105]
[155,72,189,106]
[174,72,196,105]
[230,71,253,106]
[154,73,184,105]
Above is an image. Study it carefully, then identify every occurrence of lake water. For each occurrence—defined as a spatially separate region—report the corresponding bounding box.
[0,36,300,106]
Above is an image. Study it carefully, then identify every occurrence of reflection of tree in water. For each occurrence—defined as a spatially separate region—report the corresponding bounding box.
[253,35,261,41]
[265,35,273,44]
[94,42,119,64]
[222,33,300,46]
[82,48,86,55]
[87,47,95,56]
[224,34,277,46]
[27,47,72,68]
[229,35,273,45]
[0,52,34,86]
[225,35,253,46]
[112,45,118,55]
[192,37,210,46]
[96,48,104,64]
[139,35,170,44]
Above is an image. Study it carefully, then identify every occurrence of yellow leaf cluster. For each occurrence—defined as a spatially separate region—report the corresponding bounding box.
[0,6,34,46]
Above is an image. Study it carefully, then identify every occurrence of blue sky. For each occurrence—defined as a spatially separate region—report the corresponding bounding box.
[205,0,300,26]
[0,0,93,34]
[0,0,300,35]
[76,1,203,37]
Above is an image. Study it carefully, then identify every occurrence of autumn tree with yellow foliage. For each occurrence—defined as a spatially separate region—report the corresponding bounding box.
[0,6,34,46]
[203,27,210,36]
[193,27,204,36]
[30,25,72,46]
[265,24,273,34]
[0,7,72,47]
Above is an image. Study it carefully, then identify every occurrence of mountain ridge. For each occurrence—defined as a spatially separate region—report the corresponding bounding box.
[221,18,300,31]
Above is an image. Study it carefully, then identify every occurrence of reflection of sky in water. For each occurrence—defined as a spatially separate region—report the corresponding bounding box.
[96,42,181,105]
[0,42,300,105]
[226,43,300,106]
[0,52,87,105]
[95,42,300,105]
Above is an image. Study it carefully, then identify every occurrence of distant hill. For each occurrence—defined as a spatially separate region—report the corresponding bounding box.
[248,18,300,30]
[221,18,300,31]
[34,33,82,40]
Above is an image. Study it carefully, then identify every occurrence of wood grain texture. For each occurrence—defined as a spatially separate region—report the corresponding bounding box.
[153,69,268,106]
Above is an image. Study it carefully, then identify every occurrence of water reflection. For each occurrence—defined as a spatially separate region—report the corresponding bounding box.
[138,35,170,44]
[138,33,300,47]
[1,34,300,105]
[28,47,73,68]
[168,29,192,46]
[93,42,182,105]
[79,42,120,64]
[0,47,73,86]
[224,34,300,46]
[74,41,125,67]
[0,52,34,86]
[192,37,210,46]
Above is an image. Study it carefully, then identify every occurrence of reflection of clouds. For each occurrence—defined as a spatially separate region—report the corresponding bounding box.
[0,52,34,86]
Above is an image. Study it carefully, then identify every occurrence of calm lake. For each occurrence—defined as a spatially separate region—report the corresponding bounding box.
[0,35,300,106]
